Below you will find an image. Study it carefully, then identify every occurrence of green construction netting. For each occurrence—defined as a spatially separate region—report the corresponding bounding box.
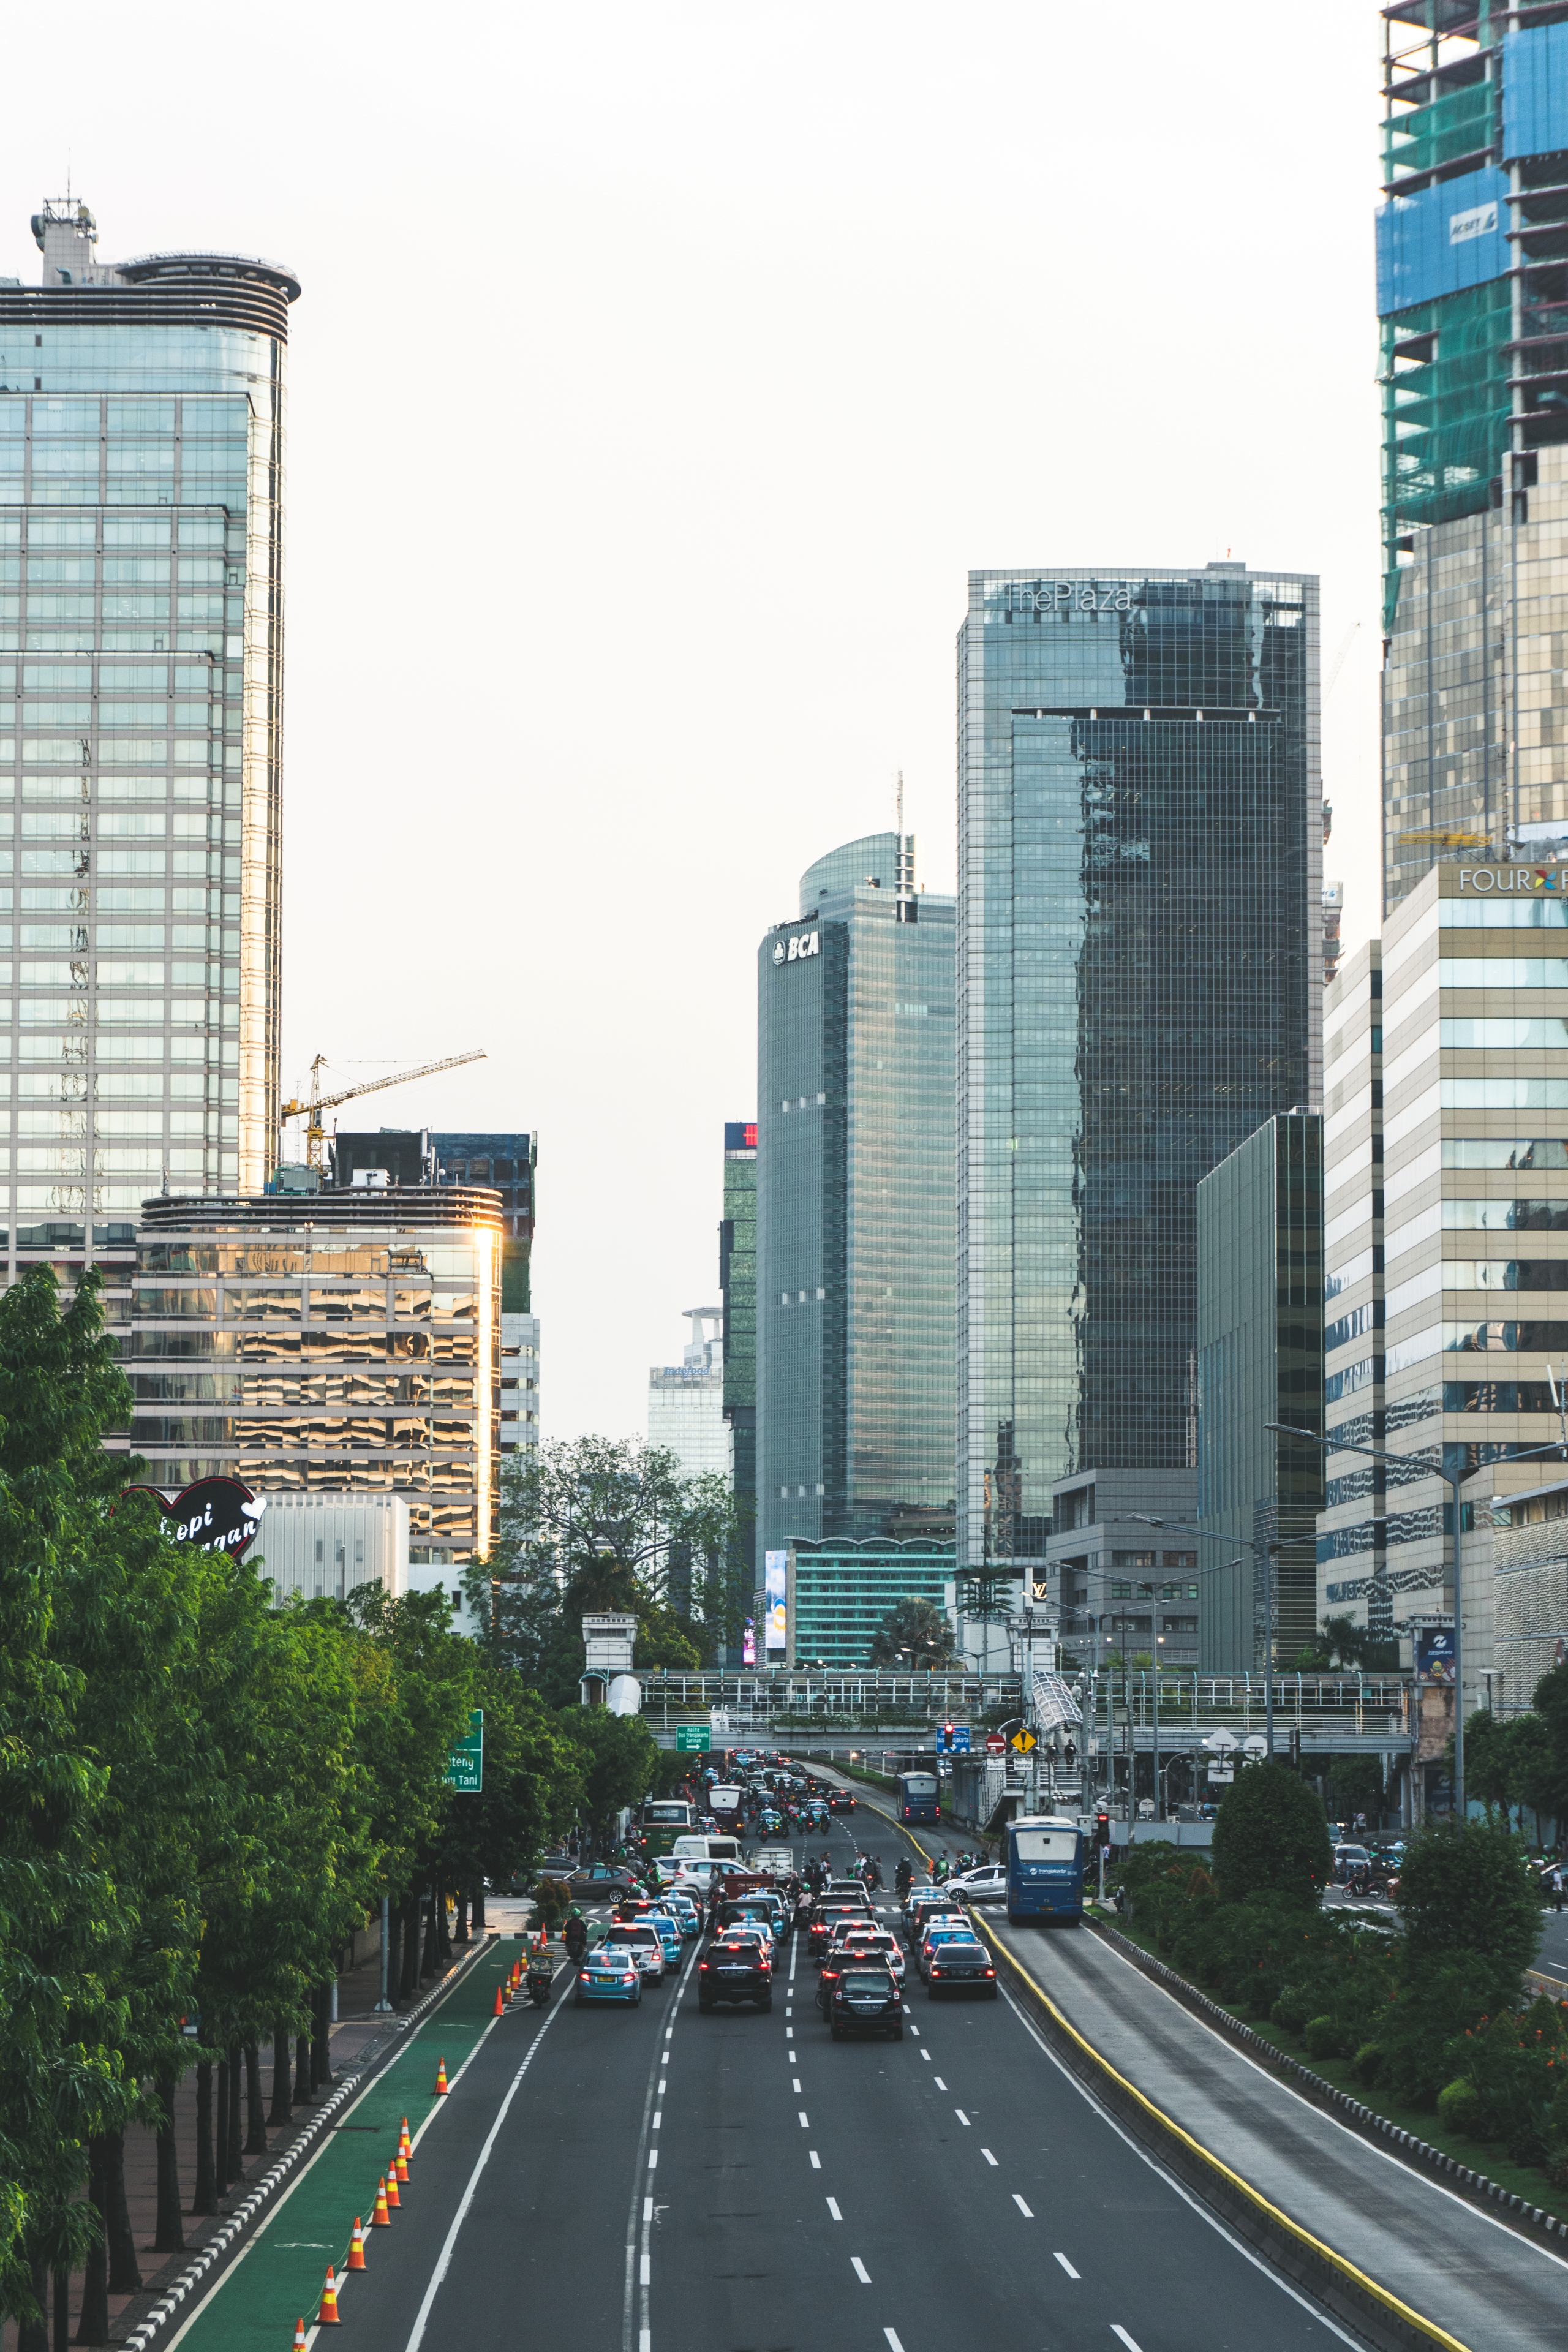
[1382,79,1497,184]
[1380,277,1512,631]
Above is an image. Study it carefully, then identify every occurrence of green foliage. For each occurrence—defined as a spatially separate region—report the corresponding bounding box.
[1395,1817,1540,1980]
[1438,2076,1482,2135]
[1328,1754,1384,1814]
[1352,2041,1385,2087]
[1303,2015,1349,2062]
[437,1670,584,1898]
[559,1706,660,1831]
[1294,1613,1400,1673]
[1531,1664,1568,1831]
[868,1595,960,1670]
[1210,1761,1332,1906]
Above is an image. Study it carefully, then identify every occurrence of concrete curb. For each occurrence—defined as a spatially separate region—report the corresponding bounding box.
[114,1933,498,2352]
[1087,1912,1568,2254]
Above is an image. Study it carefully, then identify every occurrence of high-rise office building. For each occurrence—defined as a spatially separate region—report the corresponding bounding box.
[433,1130,538,1456]
[0,197,295,1292]
[1317,859,1568,1725]
[956,566,1321,1594]
[1196,1111,1325,1672]
[1379,12,1568,904]
[756,832,956,1564]
[647,1307,728,1480]
[720,1118,758,1617]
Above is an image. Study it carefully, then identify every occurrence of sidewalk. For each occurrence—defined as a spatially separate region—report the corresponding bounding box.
[1,1909,531,2352]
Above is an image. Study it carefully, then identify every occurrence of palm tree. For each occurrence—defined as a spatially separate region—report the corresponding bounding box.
[869,1596,960,1670]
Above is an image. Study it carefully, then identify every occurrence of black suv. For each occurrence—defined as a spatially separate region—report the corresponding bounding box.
[698,1933,772,2013]
[828,1790,856,1814]
[828,1965,902,2041]
[925,1937,998,1999]
[808,1893,872,1960]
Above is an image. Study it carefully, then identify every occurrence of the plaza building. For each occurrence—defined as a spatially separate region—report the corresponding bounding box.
[433,1129,539,1457]
[1317,862,1568,1719]
[1379,9,1568,902]
[0,197,294,1290]
[956,566,1321,1599]
[756,831,956,1564]
[647,1307,728,1481]
[111,1181,502,1563]
[1196,1112,1325,1672]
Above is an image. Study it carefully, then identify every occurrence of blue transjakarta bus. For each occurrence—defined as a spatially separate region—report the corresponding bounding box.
[1005,1815,1085,1925]
[895,1769,940,1825]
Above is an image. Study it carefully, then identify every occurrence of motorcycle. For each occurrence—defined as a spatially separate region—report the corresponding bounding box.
[525,1956,553,2007]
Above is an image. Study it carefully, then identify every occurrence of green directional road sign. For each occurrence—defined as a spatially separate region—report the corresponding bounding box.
[447,1708,484,1792]
[676,1725,712,1753]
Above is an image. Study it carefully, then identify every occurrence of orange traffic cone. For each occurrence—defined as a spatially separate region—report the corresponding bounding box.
[293,2321,307,2350]
[494,1983,505,2017]
[372,2174,392,2226]
[434,2057,448,2095]
[318,2266,342,2325]
[347,2216,367,2270]
[502,1977,513,2006]
[385,2164,401,2210]
[399,2117,413,2169]
[395,2141,409,2185]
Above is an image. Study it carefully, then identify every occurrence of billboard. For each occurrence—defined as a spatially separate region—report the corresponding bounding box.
[764,1550,788,1653]
[742,1617,756,1667]
[1416,1624,1457,1684]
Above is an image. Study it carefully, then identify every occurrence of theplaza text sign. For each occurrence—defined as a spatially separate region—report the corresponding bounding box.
[1002,581,1134,613]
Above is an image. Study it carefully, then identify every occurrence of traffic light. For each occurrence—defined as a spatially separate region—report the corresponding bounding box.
[943,1722,955,1752]
[1096,1811,1110,1849]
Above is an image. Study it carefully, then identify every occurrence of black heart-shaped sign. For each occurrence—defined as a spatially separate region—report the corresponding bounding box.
[118,1476,266,1559]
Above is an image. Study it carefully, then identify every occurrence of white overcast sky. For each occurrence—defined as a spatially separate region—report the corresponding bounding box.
[8,2,1383,1444]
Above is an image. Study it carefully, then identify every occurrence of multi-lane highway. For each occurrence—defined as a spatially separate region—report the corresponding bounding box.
[195,1798,1349,2352]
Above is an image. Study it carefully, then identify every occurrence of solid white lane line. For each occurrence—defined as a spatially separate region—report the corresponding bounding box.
[809,2150,821,2168]
[981,2148,997,2167]
[1111,2330,1143,2352]
[399,1994,566,2352]
[851,2257,871,2283]
[1055,2252,1080,2280]
[1014,2193,1034,2218]
[826,2197,842,2220]
[954,2109,970,2126]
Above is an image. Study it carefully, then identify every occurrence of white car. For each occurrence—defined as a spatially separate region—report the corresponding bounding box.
[946,1863,1008,1904]
[601,1921,665,1984]
[838,1926,906,1982]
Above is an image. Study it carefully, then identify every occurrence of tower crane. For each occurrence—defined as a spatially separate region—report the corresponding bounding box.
[279,1049,486,1173]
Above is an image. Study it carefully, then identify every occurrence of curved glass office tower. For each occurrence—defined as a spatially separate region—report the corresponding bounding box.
[956,565,1321,1585]
[0,195,295,1289]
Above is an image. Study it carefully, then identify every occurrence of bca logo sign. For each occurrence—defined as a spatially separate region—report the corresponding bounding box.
[773,930,820,967]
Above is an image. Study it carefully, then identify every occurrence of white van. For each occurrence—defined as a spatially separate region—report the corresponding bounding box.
[671,1833,742,1864]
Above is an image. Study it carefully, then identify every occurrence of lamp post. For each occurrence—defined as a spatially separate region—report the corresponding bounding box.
[1266,1420,1568,1825]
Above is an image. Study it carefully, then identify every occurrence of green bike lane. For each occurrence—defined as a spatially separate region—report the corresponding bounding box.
[170,1936,519,2352]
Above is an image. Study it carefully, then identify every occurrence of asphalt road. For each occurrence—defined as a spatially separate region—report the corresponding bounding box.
[307,1805,1347,2352]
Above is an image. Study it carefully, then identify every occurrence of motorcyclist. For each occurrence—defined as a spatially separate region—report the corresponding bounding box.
[563,1908,588,1962]
[894,1857,913,1897]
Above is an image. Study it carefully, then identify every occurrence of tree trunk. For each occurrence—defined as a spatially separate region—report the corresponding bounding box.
[192,2060,217,2214]
[213,2054,230,2195]
[105,2129,141,2294]
[17,2254,48,2352]
[268,2026,292,2128]
[312,1985,332,2090]
[244,2045,267,2154]
[53,2264,70,2352]
[421,1879,440,1980]
[294,2032,311,2107]
[435,1872,452,1967]
[153,2065,184,2252]
[472,1877,486,1934]
[453,1883,469,1945]
[399,1892,421,2000]
[75,2139,109,2343]
[226,2046,243,2182]
[385,1901,403,2007]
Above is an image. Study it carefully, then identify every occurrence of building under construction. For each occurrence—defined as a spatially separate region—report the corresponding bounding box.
[1380,3,1568,905]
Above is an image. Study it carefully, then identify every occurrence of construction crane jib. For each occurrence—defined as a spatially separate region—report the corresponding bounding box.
[279,1049,487,1172]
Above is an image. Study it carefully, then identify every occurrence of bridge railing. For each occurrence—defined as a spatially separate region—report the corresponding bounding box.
[636,1668,1412,1733]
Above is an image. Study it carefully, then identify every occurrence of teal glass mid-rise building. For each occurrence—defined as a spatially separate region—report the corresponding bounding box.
[756,833,955,1569]
[956,565,1322,1589]
[0,195,295,1288]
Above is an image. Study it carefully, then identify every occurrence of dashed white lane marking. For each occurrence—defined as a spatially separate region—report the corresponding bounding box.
[981,2148,997,2166]
[826,2196,842,2220]
[1013,2193,1034,2218]
[1111,2331,1144,2352]
[647,2149,658,2168]
[652,2113,662,2128]
[809,2150,821,2169]
[639,2253,650,2285]
[792,2078,802,2093]
[933,2075,947,2089]
[798,2109,810,2127]
[920,2049,932,2063]
[643,2198,652,2221]
[884,2333,906,2352]
[1055,2252,1080,2280]
[954,2109,970,2126]
[851,2256,872,2283]
[785,2027,793,2038]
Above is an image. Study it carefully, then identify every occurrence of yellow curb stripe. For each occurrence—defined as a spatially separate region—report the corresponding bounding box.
[976,1920,1472,2352]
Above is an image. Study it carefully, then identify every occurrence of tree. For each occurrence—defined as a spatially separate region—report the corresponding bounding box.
[464,1437,748,1681]
[1460,1707,1515,1821]
[1210,1760,1332,1906]
[560,1707,660,1842]
[1530,1662,1568,1832]
[1395,1817,1540,1981]
[869,1596,959,1670]
[437,1670,586,1901]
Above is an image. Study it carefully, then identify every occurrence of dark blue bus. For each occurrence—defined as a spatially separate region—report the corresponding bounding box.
[1005,1814,1084,1925]
[895,1770,940,1825]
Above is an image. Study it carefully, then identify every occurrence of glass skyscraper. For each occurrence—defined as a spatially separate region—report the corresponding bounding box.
[720,1119,758,1623]
[0,196,294,1291]
[1378,10,1568,905]
[756,833,955,1562]
[956,566,1321,1588]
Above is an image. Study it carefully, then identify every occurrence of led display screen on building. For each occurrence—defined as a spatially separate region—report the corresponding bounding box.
[764,1549,788,1653]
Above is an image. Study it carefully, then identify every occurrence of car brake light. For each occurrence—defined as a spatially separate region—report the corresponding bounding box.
[699,1961,709,1971]
[579,1969,589,1980]
[984,1967,995,1977]
[930,1966,941,1977]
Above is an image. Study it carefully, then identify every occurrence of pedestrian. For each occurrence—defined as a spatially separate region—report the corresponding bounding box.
[1553,1864,1564,1915]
